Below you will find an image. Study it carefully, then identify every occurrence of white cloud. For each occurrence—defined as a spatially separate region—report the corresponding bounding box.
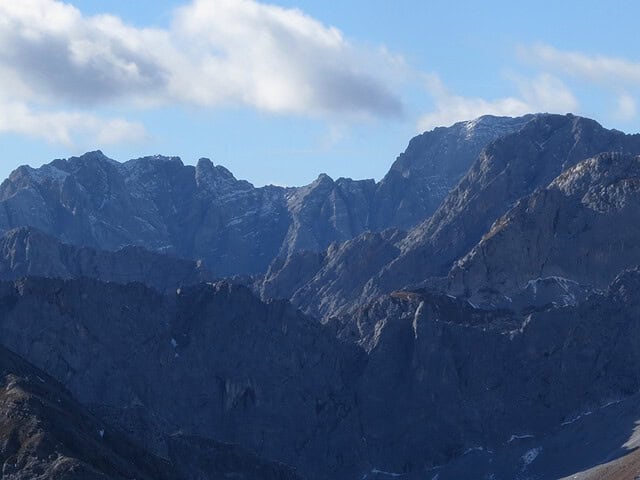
[170,0,403,116]
[615,94,637,121]
[417,73,578,131]
[0,100,147,146]
[519,44,640,122]
[513,74,578,112]
[0,0,170,106]
[521,44,640,86]
[0,0,403,122]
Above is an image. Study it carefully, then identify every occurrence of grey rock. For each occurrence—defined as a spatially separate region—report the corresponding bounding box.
[0,152,291,276]
[262,114,640,322]
[351,268,640,477]
[387,114,640,284]
[422,390,640,480]
[3,269,640,479]
[3,113,640,480]
[371,114,534,230]
[449,152,640,308]
[281,174,377,257]
[262,229,406,320]
[0,226,210,293]
[167,434,304,480]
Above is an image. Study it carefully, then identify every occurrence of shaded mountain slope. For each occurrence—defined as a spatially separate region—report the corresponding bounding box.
[422,391,640,480]
[0,344,176,480]
[0,343,305,480]
[0,226,209,293]
[0,277,365,480]
[349,268,640,477]
[2,269,640,478]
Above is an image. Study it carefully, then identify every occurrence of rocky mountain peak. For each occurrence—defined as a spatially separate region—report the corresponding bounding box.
[372,114,535,230]
[194,156,252,194]
[120,154,186,181]
[1,152,119,192]
[315,172,333,183]
[306,172,335,189]
[400,113,640,257]
[461,113,536,139]
[284,173,331,206]
[51,150,121,176]
[388,114,534,179]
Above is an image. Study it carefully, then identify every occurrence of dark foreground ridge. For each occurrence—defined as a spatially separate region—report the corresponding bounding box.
[0,342,302,479]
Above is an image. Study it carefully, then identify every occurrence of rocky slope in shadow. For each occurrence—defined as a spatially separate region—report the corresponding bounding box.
[349,268,640,477]
[0,342,305,480]
[419,390,640,480]
[0,226,210,293]
[0,277,365,480]
[2,270,640,478]
[0,343,176,480]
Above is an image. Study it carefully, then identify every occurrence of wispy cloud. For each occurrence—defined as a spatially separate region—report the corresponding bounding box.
[519,44,640,122]
[0,100,147,146]
[417,73,578,131]
[520,44,640,86]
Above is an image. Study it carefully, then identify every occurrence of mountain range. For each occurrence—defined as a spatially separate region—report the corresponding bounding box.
[2,113,640,479]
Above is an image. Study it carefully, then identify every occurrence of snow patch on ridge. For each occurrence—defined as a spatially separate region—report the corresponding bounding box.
[522,447,542,467]
[508,433,534,443]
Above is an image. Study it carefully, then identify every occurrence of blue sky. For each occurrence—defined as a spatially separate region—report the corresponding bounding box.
[0,0,638,186]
